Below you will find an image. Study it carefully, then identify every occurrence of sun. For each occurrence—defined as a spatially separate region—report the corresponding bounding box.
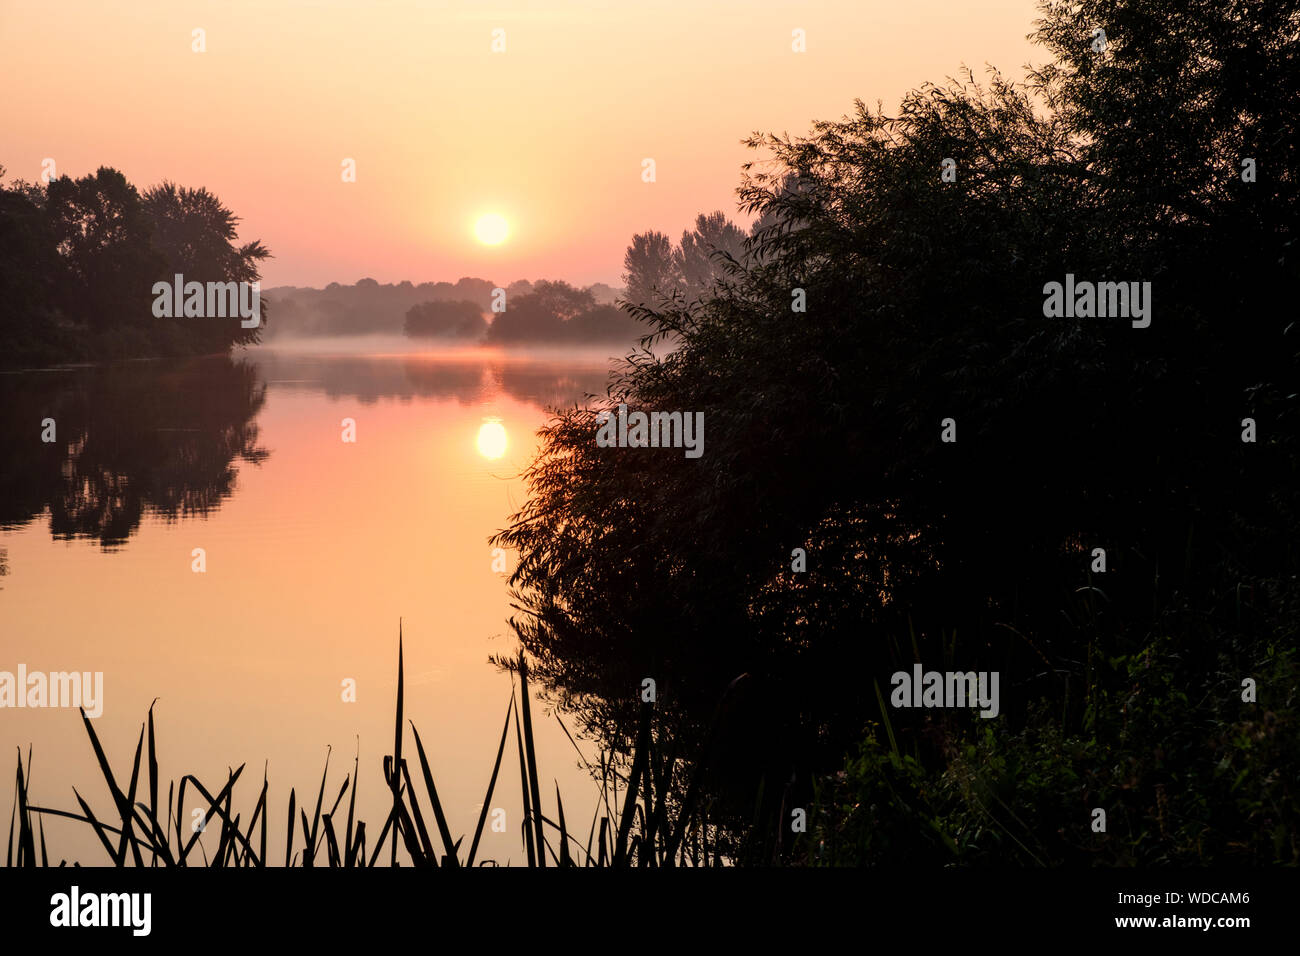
[473,213,510,246]
[476,419,508,459]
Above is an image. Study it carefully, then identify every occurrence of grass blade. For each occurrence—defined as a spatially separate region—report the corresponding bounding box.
[397,759,436,863]
[304,747,332,867]
[70,788,119,864]
[15,749,35,867]
[284,786,296,868]
[613,702,651,867]
[555,783,572,867]
[467,694,513,867]
[146,700,159,865]
[517,654,546,868]
[409,722,460,866]
[345,743,358,868]
[512,682,536,867]
[390,623,404,868]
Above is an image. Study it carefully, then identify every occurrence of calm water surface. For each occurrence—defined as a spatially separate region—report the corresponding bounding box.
[0,339,617,865]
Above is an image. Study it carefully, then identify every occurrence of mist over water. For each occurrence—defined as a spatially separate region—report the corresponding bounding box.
[248,332,636,366]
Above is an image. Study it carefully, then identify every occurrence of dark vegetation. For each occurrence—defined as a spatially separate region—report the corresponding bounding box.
[621,210,749,311]
[267,276,501,339]
[7,633,740,867]
[491,0,1300,864]
[0,167,269,368]
[480,280,643,345]
[403,299,488,340]
[4,0,1295,868]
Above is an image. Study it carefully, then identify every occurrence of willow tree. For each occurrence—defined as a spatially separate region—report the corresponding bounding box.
[493,0,1298,849]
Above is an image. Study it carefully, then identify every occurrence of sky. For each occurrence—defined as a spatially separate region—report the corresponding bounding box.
[1,0,1043,288]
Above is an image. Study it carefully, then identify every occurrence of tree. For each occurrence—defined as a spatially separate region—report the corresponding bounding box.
[45,167,164,332]
[453,276,497,308]
[486,280,595,343]
[526,279,596,320]
[561,303,643,343]
[505,279,534,300]
[1,168,274,365]
[0,169,63,363]
[493,0,1300,857]
[620,230,678,310]
[404,299,487,339]
[673,211,748,300]
[143,182,271,349]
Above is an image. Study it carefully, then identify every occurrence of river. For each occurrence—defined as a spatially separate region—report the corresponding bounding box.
[0,338,619,866]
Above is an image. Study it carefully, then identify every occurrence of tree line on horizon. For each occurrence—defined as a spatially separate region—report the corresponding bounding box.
[275,209,758,347]
[266,276,627,342]
[403,280,641,345]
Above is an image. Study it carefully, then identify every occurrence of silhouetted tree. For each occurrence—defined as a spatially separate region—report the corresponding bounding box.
[0,167,273,365]
[621,230,679,310]
[674,211,747,300]
[494,0,1300,861]
[143,182,272,349]
[561,303,644,343]
[527,279,596,320]
[45,167,163,333]
[505,279,534,301]
[585,282,621,305]
[404,299,487,339]
[264,276,505,338]
[0,168,64,363]
[486,280,595,343]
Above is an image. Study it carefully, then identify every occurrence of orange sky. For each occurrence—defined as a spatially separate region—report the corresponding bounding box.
[1,0,1042,287]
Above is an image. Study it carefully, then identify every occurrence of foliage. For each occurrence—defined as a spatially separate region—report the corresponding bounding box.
[404,299,487,340]
[0,166,272,367]
[484,280,643,344]
[493,0,1299,860]
[621,210,748,310]
[810,625,1299,866]
[6,631,741,867]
